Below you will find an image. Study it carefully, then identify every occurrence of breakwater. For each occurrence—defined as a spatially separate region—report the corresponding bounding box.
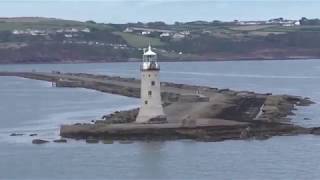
[0,71,317,142]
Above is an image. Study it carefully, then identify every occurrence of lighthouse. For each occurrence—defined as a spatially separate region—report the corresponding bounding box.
[136,45,165,123]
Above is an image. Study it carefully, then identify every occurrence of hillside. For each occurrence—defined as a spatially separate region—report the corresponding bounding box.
[1,17,320,63]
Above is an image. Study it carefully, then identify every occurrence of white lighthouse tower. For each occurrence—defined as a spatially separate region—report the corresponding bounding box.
[136,45,165,123]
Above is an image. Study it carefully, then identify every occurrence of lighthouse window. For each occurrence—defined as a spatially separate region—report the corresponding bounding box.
[151,81,155,86]
[148,91,152,96]
[148,74,151,77]
[144,100,148,104]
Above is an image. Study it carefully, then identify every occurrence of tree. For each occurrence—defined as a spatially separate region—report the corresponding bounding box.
[299,17,320,25]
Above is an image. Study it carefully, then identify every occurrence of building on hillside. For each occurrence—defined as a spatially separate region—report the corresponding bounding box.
[123,27,134,33]
[123,27,173,35]
[81,28,91,33]
[237,21,266,25]
[141,31,151,35]
[172,33,185,40]
[160,32,171,37]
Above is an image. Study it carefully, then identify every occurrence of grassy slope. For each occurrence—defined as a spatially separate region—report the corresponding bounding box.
[1,17,320,62]
[113,32,165,48]
[0,17,113,31]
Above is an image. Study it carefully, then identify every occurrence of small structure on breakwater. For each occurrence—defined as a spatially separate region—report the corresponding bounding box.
[136,45,166,123]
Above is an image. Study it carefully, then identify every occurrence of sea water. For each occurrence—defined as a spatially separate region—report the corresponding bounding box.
[0,60,320,179]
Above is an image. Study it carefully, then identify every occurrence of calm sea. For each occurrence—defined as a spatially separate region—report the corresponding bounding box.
[0,60,320,179]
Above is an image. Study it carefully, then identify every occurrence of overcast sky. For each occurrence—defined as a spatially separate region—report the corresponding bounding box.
[0,0,319,23]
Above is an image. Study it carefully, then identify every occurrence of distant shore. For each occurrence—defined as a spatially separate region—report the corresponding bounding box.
[0,57,319,65]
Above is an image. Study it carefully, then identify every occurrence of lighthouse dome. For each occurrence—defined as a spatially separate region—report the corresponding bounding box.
[144,45,156,56]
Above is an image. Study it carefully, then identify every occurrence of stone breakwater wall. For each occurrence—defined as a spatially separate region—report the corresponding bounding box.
[60,121,313,142]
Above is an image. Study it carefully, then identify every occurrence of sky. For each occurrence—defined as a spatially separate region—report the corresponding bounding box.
[0,0,319,23]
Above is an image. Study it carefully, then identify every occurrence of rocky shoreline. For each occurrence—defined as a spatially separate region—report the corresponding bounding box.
[0,71,318,143]
[60,94,316,142]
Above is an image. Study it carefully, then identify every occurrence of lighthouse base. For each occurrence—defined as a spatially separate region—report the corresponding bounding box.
[136,114,167,124]
[136,106,166,123]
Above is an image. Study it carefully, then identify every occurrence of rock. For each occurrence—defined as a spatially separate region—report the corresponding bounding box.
[239,127,251,139]
[255,134,270,140]
[102,114,113,120]
[311,127,320,135]
[119,140,134,144]
[32,139,49,144]
[86,138,99,144]
[10,133,24,136]
[53,139,67,143]
[99,108,139,124]
[95,120,108,124]
[298,98,315,106]
[103,140,114,144]
[149,115,167,124]
[182,118,196,127]
[288,111,295,116]
[29,134,37,136]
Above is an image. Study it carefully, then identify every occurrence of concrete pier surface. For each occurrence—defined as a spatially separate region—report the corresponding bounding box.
[0,71,318,142]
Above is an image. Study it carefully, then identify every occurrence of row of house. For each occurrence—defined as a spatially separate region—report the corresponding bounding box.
[12,28,91,36]
[62,40,128,49]
[124,27,173,34]
[124,27,190,40]
[236,19,300,26]
[266,19,300,26]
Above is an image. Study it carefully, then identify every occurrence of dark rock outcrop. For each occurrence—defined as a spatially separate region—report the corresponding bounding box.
[149,115,168,124]
[86,138,99,144]
[32,139,49,144]
[102,140,114,144]
[100,108,139,124]
[53,139,67,143]
[10,133,24,136]
[119,140,134,144]
[311,127,320,135]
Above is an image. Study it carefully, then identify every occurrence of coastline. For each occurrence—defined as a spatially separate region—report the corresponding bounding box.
[0,57,319,65]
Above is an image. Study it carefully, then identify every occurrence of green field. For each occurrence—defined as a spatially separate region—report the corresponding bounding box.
[113,32,166,48]
[261,25,320,32]
[0,18,112,31]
